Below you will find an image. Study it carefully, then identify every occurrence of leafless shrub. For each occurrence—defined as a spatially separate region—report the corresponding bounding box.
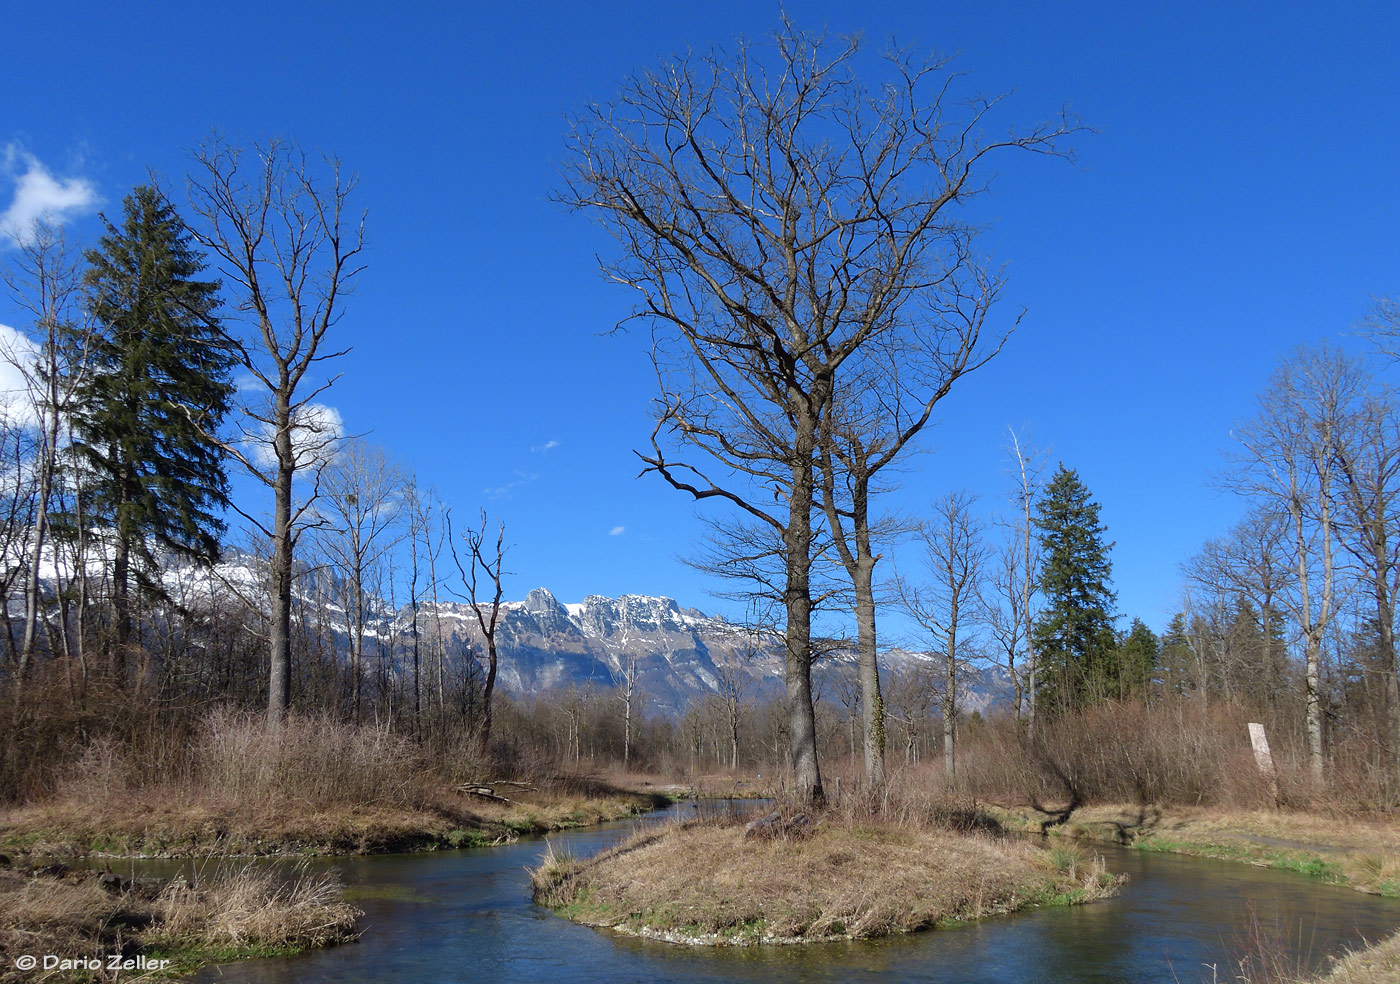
[195,707,425,809]
[952,700,1310,811]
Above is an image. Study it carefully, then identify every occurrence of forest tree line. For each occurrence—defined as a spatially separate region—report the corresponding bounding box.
[1,23,1398,814]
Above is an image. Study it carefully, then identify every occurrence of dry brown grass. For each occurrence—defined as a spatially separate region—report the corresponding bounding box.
[0,709,662,859]
[1318,930,1400,984]
[145,863,359,952]
[985,801,1400,899]
[0,863,359,983]
[994,802,1400,853]
[0,789,657,859]
[0,868,131,978]
[532,815,1120,943]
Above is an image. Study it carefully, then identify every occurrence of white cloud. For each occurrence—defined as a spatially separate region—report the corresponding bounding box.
[609,525,626,536]
[531,439,560,454]
[0,323,38,427]
[483,470,538,499]
[253,403,345,471]
[0,146,99,247]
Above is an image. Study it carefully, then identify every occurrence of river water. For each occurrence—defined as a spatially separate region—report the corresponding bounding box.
[186,802,1400,984]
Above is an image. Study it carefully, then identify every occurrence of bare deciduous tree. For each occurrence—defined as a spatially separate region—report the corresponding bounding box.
[1327,378,1400,775]
[1181,509,1294,709]
[1230,345,1358,776]
[899,491,988,779]
[187,137,365,725]
[404,480,451,727]
[613,639,645,768]
[979,427,1046,730]
[710,615,768,770]
[317,438,405,722]
[1359,296,1400,361]
[450,511,506,751]
[561,21,1075,801]
[1,223,95,679]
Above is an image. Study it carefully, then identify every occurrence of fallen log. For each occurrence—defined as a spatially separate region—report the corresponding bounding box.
[458,784,514,804]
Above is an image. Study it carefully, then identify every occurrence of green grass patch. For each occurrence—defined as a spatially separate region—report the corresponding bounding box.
[143,941,314,978]
[1135,836,1347,884]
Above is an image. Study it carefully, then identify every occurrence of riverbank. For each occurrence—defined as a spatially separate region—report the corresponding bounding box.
[1318,928,1400,983]
[531,812,1122,945]
[0,780,667,981]
[0,782,667,860]
[987,803,1400,897]
[0,861,359,983]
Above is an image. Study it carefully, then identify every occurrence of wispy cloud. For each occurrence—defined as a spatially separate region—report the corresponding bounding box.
[484,470,539,499]
[609,525,626,536]
[0,323,38,427]
[252,403,345,470]
[0,145,98,247]
[531,439,560,454]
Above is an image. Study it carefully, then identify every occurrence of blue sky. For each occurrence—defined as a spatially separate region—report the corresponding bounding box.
[2,0,1397,638]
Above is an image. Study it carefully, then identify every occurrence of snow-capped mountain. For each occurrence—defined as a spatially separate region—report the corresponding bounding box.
[412,587,786,712]
[152,551,1003,713]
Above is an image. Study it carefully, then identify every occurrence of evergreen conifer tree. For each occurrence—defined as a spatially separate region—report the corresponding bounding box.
[1031,464,1118,711]
[1116,617,1160,699]
[76,186,232,678]
[1158,612,1195,696]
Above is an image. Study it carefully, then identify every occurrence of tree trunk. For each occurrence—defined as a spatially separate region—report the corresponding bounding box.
[268,399,294,727]
[623,679,633,766]
[1304,629,1325,777]
[479,635,497,751]
[819,447,886,787]
[853,555,885,786]
[1367,535,1400,782]
[350,566,363,723]
[111,533,131,685]
[19,421,56,679]
[783,449,823,803]
[944,629,957,781]
[730,709,740,770]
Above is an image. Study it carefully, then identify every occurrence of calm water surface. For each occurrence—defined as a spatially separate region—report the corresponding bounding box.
[185,802,1400,984]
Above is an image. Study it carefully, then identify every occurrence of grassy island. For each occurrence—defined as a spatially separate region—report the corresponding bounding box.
[0,862,359,983]
[530,811,1121,945]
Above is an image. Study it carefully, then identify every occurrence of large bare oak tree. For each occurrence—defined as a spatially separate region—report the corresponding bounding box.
[561,22,1075,800]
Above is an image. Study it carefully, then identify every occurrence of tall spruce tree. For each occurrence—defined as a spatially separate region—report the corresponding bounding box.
[1158,612,1195,696]
[77,185,232,679]
[1031,465,1118,711]
[1115,617,1159,699]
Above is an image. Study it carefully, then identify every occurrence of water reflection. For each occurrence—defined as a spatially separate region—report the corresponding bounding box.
[191,807,1400,984]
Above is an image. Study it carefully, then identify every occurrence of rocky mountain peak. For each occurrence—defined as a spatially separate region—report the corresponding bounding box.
[577,593,689,637]
[523,586,564,616]
[519,586,574,636]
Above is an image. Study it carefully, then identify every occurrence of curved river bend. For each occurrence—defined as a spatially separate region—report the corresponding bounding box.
[189,803,1400,984]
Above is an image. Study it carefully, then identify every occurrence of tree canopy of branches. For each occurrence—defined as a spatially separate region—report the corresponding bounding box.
[317,438,405,721]
[187,137,365,725]
[898,490,988,778]
[560,21,1076,800]
[1,224,95,677]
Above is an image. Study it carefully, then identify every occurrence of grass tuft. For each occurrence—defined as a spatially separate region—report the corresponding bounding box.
[0,862,361,981]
